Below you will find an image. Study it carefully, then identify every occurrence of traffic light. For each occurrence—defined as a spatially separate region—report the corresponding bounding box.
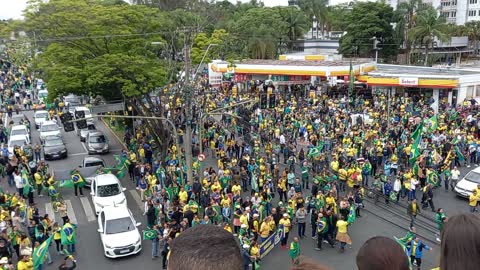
[65,112,73,122]
[260,94,267,109]
[268,94,276,108]
[64,122,75,132]
[75,110,87,129]
[75,110,85,119]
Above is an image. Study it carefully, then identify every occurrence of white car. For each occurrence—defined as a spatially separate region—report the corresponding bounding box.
[8,134,30,154]
[90,174,127,215]
[97,205,142,258]
[39,121,61,143]
[34,110,49,129]
[74,106,93,124]
[38,89,48,103]
[455,167,480,198]
[10,125,30,141]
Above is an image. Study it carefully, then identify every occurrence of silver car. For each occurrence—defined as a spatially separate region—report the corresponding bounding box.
[77,123,96,142]
[87,131,109,154]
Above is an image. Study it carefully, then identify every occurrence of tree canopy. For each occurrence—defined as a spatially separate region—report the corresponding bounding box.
[339,2,399,60]
[23,0,169,101]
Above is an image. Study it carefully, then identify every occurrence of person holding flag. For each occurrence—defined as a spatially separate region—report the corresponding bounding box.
[71,170,85,197]
[61,219,76,254]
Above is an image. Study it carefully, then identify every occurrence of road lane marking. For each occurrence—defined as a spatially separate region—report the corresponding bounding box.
[45,202,56,223]
[70,153,88,156]
[128,190,144,213]
[65,200,78,225]
[80,197,96,222]
[81,142,88,153]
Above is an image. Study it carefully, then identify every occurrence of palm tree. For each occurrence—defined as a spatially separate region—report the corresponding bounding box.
[297,0,328,38]
[396,0,422,64]
[277,7,310,50]
[464,21,480,55]
[409,7,449,66]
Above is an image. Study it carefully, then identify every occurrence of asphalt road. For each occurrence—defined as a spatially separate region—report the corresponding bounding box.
[2,110,474,270]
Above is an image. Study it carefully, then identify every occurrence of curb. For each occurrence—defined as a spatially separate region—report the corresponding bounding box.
[101,118,127,149]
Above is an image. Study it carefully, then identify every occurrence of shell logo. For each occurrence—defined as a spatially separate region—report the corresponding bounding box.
[210,63,218,72]
[227,66,235,73]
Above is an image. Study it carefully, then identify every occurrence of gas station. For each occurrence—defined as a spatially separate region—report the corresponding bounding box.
[208,58,480,111]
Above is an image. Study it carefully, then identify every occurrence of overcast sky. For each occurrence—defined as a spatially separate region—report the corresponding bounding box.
[0,0,288,20]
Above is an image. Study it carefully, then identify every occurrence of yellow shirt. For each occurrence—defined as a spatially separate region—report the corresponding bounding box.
[260,221,270,238]
[279,218,291,233]
[220,197,231,208]
[179,191,188,203]
[239,215,249,228]
[224,225,232,233]
[336,220,348,234]
[211,183,221,193]
[34,173,43,185]
[232,185,241,196]
[469,194,478,206]
[17,260,34,270]
[250,246,260,257]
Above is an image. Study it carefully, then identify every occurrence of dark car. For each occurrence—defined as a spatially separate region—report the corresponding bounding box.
[86,131,109,154]
[77,123,96,142]
[43,135,68,160]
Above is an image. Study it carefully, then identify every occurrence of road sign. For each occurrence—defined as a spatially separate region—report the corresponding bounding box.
[90,102,125,114]
[198,154,206,162]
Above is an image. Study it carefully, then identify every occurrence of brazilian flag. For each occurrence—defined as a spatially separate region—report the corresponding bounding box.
[143,229,157,240]
[33,235,53,269]
[61,223,76,245]
[59,179,74,189]
[71,172,85,188]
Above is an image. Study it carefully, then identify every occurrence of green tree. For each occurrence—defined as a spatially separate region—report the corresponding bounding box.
[191,29,233,65]
[297,0,328,38]
[228,7,289,59]
[409,7,449,66]
[339,2,399,60]
[464,21,480,54]
[24,0,174,158]
[395,0,423,64]
[276,7,310,50]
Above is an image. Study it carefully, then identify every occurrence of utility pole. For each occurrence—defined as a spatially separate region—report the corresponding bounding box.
[183,29,194,185]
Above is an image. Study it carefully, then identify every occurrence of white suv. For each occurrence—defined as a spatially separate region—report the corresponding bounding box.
[97,205,142,258]
[39,121,61,143]
[90,174,127,215]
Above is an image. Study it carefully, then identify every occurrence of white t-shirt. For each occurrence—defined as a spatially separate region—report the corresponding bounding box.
[14,174,24,189]
[451,170,460,180]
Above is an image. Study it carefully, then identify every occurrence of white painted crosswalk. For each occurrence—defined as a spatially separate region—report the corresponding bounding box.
[65,200,78,225]
[42,190,144,225]
[80,196,96,222]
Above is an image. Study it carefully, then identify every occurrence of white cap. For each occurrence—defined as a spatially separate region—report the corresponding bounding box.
[283,213,288,217]
[253,213,259,217]
[243,244,250,249]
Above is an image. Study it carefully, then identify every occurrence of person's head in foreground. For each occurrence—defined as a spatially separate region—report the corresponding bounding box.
[168,224,243,270]
[356,236,409,270]
[440,213,480,270]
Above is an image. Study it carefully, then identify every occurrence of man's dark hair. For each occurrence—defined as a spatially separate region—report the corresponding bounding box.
[168,224,242,270]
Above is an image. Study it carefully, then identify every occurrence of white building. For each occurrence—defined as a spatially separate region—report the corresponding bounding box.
[395,0,480,25]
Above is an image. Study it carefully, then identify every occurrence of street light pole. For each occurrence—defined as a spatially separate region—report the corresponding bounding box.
[193,43,218,78]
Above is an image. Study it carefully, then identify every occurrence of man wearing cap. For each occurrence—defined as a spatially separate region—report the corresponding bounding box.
[251,214,260,241]
[241,243,253,270]
[279,213,291,248]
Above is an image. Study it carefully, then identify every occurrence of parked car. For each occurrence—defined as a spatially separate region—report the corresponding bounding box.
[97,205,141,258]
[64,94,82,107]
[34,110,49,129]
[455,167,480,198]
[8,134,30,154]
[87,132,109,154]
[10,125,30,141]
[90,173,127,215]
[11,114,29,125]
[38,89,48,103]
[43,135,68,160]
[39,121,61,143]
[81,156,106,168]
[77,123,96,142]
[74,106,93,124]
